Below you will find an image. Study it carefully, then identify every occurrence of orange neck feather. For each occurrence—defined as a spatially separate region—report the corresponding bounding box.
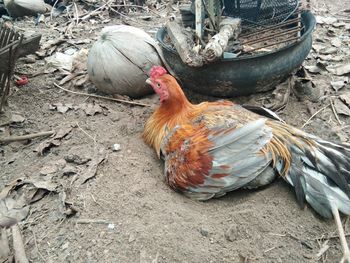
[143,76,204,156]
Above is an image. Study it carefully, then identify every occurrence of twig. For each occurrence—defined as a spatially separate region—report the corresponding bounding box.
[268,233,287,237]
[109,7,149,26]
[264,246,278,253]
[75,219,111,224]
[30,228,46,263]
[0,131,54,143]
[301,104,330,129]
[73,1,79,25]
[79,0,113,21]
[314,232,350,241]
[330,98,342,125]
[316,240,330,259]
[12,224,29,263]
[50,0,60,20]
[76,122,97,143]
[268,232,313,249]
[111,4,162,17]
[53,83,151,107]
[90,193,103,208]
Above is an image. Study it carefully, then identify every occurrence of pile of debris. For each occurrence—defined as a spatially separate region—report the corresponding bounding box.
[164,0,310,67]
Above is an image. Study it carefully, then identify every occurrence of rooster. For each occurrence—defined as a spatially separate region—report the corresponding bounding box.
[143,66,350,261]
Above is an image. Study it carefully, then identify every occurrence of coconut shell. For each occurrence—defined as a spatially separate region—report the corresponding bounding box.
[87,25,165,98]
[4,0,50,18]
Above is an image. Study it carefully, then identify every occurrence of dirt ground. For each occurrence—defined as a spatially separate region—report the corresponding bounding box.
[1,0,350,262]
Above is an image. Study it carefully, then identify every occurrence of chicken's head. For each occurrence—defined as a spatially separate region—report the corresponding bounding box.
[146,66,190,108]
[146,66,169,103]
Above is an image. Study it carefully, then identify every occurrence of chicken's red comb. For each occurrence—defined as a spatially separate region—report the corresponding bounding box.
[150,66,167,79]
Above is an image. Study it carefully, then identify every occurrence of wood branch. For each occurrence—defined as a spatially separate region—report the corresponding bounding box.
[166,21,203,67]
[12,225,29,263]
[53,83,151,107]
[0,229,10,260]
[0,131,55,143]
[195,0,204,40]
[203,18,241,63]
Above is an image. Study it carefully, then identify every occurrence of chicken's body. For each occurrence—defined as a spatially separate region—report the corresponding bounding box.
[143,66,350,261]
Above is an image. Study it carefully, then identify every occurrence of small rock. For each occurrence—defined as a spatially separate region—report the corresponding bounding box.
[10,114,25,123]
[112,144,121,152]
[62,165,77,176]
[199,227,209,237]
[55,159,67,169]
[225,226,237,242]
[40,164,58,175]
[61,242,69,250]
[64,154,90,165]
[108,223,115,230]
[128,233,136,243]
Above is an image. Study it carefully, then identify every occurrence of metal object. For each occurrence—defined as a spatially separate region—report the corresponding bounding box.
[190,0,304,54]
[157,11,315,97]
[0,24,41,112]
[223,0,300,26]
[236,2,304,54]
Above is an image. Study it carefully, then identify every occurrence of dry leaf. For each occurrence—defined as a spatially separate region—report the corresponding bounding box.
[77,148,106,184]
[304,65,322,73]
[340,94,350,107]
[327,64,350,76]
[0,178,26,200]
[36,127,73,155]
[39,164,58,175]
[72,48,89,72]
[331,38,342,47]
[50,103,73,114]
[316,16,337,25]
[331,81,346,91]
[319,47,338,55]
[0,198,29,228]
[317,54,343,62]
[28,179,59,192]
[80,103,102,116]
[334,99,350,116]
[59,191,77,217]
[312,43,326,53]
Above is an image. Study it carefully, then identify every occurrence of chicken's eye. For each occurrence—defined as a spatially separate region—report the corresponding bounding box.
[156,83,161,88]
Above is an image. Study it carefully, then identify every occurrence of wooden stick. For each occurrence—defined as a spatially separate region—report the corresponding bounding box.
[0,131,54,143]
[75,219,111,224]
[301,104,330,129]
[195,0,204,40]
[166,21,203,67]
[330,98,342,125]
[0,228,10,259]
[203,18,241,62]
[12,225,29,263]
[53,83,151,107]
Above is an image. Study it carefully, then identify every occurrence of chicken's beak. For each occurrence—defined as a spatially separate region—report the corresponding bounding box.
[146,78,152,85]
